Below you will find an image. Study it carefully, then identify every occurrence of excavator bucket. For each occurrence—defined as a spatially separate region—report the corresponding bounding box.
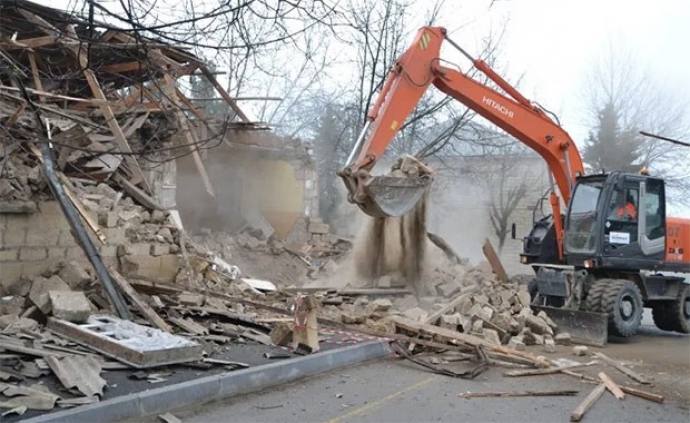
[356,155,434,218]
[532,305,609,347]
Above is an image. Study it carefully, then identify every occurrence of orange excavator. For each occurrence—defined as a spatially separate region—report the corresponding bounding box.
[337,26,690,345]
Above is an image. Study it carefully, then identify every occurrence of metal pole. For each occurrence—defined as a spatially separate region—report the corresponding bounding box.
[346,121,371,166]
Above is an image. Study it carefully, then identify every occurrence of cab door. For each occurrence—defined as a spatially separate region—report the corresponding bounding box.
[638,177,666,258]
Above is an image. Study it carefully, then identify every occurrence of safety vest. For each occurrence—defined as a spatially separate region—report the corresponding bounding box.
[616,203,636,219]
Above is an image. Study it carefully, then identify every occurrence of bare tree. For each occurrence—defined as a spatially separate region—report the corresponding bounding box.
[581,41,690,204]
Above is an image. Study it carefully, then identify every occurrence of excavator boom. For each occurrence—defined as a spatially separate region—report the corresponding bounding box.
[338,26,584,259]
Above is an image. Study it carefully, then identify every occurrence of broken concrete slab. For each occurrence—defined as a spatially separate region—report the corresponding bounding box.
[29,275,71,314]
[44,355,106,397]
[49,291,92,323]
[555,332,572,346]
[58,261,92,291]
[47,315,203,368]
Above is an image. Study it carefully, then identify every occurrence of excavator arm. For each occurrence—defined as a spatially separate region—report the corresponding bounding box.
[338,26,585,259]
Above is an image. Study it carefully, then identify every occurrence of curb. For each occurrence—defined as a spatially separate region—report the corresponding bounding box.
[22,340,393,423]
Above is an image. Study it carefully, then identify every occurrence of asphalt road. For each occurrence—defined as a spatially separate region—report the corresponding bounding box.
[138,357,689,423]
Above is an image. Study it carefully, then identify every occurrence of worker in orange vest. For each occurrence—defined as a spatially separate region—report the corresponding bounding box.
[616,195,637,220]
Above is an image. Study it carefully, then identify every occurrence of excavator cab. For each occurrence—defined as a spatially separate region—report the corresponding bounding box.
[564,171,668,267]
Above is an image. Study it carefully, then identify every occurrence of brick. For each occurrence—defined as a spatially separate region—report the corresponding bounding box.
[37,202,67,228]
[58,230,77,247]
[0,248,18,262]
[49,290,92,323]
[0,263,23,289]
[150,244,169,256]
[307,222,329,234]
[103,227,127,244]
[19,247,47,261]
[99,245,118,258]
[5,214,39,230]
[0,215,6,228]
[59,260,92,290]
[29,275,71,314]
[26,228,60,246]
[117,243,151,257]
[48,247,67,259]
[98,211,119,228]
[120,254,161,278]
[21,260,60,278]
[66,247,86,260]
[3,228,26,247]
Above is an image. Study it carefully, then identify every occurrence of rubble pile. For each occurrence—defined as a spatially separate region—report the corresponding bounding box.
[315,248,561,352]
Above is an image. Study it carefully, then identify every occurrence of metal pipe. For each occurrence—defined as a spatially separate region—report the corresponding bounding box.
[346,121,371,166]
[7,70,131,320]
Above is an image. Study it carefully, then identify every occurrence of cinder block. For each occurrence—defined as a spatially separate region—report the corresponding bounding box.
[22,260,60,278]
[58,230,77,247]
[0,248,18,262]
[26,228,60,246]
[150,244,169,256]
[99,245,118,258]
[103,227,127,245]
[6,214,39,230]
[117,243,151,257]
[0,262,23,285]
[50,290,92,323]
[48,247,67,259]
[19,247,48,261]
[2,228,27,247]
[37,202,69,228]
[66,247,86,260]
[98,211,118,228]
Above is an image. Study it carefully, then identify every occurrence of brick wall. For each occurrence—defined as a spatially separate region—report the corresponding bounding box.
[0,199,178,285]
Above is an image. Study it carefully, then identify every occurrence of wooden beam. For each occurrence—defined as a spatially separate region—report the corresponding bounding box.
[16,10,61,39]
[108,267,172,333]
[482,238,509,284]
[79,62,150,191]
[562,370,663,403]
[570,383,606,422]
[0,36,57,50]
[163,75,215,198]
[593,353,650,385]
[27,51,45,103]
[98,61,149,73]
[199,65,250,122]
[598,372,625,400]
[112,173,163,210]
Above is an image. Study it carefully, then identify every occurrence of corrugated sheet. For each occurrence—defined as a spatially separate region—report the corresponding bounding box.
[44,355,106,398]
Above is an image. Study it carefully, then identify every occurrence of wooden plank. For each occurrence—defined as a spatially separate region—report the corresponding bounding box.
[27,52,45,103]
[481,238,509,283]
[99,61,149,73]
[593,352,650,385]
[389,316,550,368]
[58,175,107,244]
[0,36,57,50]
[108,267,172,333]
[458,390,579,398]
[112,173,163,210]
[503,363,590,377]
[570,383,606,422]
[199,65,251,122]
[561,370,663,403]
[598,372,625,400]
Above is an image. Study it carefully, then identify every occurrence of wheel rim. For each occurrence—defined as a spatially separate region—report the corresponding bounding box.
[620,294,636,322]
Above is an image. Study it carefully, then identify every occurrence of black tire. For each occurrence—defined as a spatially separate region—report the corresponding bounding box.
[652,284,690,334]
[600,280,643,337]
[583,278,612,313]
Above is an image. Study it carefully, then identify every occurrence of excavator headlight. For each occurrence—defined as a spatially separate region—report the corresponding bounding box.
[583,259,595,268]
[520,255,529,264]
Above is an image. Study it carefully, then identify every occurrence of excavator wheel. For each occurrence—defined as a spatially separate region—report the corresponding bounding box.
[600,279,643,338]
[651,284,690,334]
[582,278,613,313]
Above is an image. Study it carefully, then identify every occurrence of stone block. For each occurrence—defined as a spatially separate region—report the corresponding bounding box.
[3,277,32,297]
[0,263,24,287]
[0,249,18,262]
[150,244,170,256]
[29,275,71,314]
[178,293,204,307]
[3,228,26,247]
[117,243,151,257]
[59,260,92,290]
[98,211,119,228]
[0,315,39,333]
[49,290,92,323]
[0,296,26,316]
[307,222,330,234]
[543,337,556,353]
[103,227,127,244]
[403,307,427,322]
[554,332,572,346]
[99,245,118,258]
[366,299,393,314]
[471,318,483,333]
[26,228,60,246]
[19,247,48,261]
[57,229,77,246]
[436,280,462,297]
[572,345,588,356]
[508,336,526,351]
[47,247,67,259]
[483,328,501,345]
[120,254,161,278]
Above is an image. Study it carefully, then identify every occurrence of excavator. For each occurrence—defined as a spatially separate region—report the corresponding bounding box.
[337,26,690,345]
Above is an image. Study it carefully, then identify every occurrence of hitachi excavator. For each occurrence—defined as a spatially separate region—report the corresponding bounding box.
[337,26,690,345]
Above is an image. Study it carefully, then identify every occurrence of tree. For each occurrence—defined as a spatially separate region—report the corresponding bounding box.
[581,43,690,203]
[582,102,642,173]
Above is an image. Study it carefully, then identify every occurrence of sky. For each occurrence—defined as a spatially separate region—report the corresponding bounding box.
[26,0,690,215]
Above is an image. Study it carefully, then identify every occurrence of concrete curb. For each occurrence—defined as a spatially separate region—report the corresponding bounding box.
[22,340,393,423]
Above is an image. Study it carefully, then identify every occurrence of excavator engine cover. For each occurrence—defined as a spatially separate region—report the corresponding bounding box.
[353,155,434,218]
